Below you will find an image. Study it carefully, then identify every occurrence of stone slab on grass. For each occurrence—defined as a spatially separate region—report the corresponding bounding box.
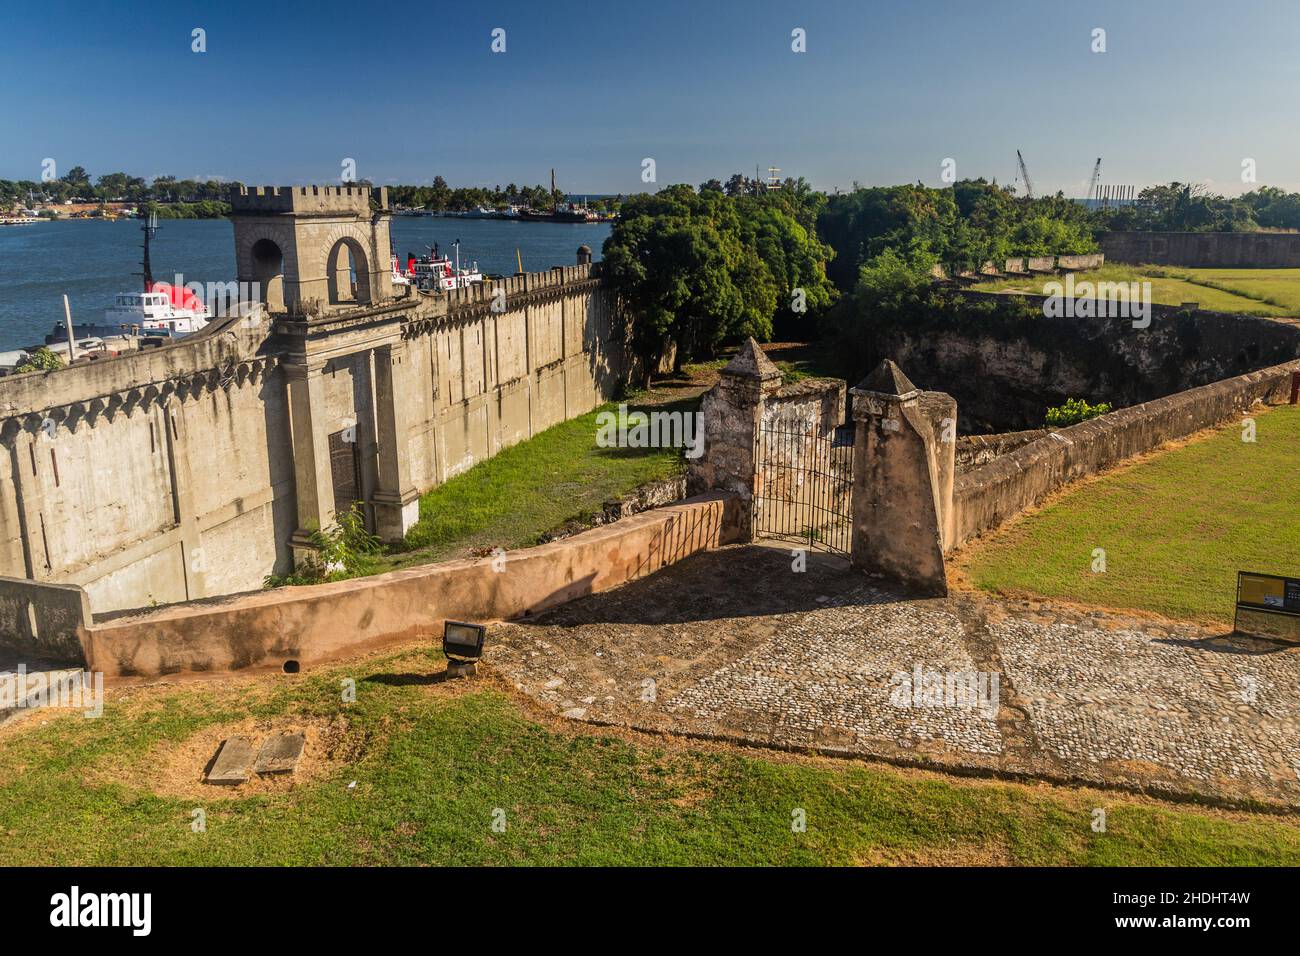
[207,735,258,785]
[253,732,306,775]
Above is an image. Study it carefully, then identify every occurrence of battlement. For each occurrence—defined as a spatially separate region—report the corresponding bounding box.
[229,184,389,216]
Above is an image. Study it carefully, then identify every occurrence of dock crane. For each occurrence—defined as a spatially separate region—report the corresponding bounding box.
[1016,150,1034,200]
[1086,158,1102,205]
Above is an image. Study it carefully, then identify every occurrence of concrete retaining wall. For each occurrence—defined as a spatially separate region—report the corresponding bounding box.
[0,575,91,662]
[950,361,1300,548]
[81,493,743,678]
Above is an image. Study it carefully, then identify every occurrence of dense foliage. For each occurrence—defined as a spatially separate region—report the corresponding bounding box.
[818,180,1098,292]
[1095,183,1300,233]
[602,182,834,383]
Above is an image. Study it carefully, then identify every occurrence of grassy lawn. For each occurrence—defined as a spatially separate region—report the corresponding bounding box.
[959,405,1300,624]
[1161,267,1300,314]
[376,398,689,571]
[972,263,1299,317]
[1,643,1296,866]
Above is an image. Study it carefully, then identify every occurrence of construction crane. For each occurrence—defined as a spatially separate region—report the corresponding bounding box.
[1086,158,1102,205]
[1016,149,1034,200]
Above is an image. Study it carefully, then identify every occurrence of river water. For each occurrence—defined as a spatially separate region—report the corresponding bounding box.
[0,217,611,351]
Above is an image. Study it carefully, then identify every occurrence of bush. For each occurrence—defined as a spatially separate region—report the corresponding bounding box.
[264,502,381,587]
[14,346,64,373]
[1045,398,1112,427]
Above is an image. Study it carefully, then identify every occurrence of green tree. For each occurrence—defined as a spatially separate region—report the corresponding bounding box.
[603,184,833,384]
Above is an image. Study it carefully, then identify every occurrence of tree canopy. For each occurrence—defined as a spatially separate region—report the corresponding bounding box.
[602,183,835,383]
[817,179,1098,292]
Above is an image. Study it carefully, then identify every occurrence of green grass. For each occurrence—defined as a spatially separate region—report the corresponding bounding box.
[1,644,1296,865]
[376,399,689,570]
[1160,267,1300,314]
[961,405,1300,623]
[972,263,1299,317]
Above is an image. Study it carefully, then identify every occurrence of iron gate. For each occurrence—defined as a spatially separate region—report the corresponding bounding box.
[753,419,854,554]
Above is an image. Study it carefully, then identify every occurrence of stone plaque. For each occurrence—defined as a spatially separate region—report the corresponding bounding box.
[253,732,306,775]
[207,735,257,785]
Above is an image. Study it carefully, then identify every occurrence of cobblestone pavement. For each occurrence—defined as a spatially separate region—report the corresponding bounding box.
[489,543,1300,807]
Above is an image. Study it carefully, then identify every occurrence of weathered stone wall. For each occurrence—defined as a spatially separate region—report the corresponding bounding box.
[850,365,956,595]
[954,429,1049,471]
[950,360,1300,548]
[873,291,1300,432]
[758,379,848,485]
[80,493,742,678]
[761,378,846,433]
[0,265,631,618]
[1101,231,1300,268]
[0,314,293,615]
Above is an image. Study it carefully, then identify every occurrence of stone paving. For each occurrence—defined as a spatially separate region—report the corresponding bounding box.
[489,543,1300,808]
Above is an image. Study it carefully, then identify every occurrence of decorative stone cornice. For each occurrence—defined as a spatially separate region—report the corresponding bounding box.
[0,355,280,441]
[402,277,604,340]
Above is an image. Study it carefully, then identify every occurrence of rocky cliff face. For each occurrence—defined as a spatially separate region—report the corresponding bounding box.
[869,292,1300,432]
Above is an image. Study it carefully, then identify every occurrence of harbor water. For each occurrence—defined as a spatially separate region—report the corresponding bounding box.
[0,217,611,351]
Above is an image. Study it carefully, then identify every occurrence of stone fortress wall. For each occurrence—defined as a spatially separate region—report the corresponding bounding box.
[1101,230,1300,268]
[0,185,633,632]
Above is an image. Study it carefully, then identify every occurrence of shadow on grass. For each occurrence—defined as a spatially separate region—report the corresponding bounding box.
[364,671,451,687]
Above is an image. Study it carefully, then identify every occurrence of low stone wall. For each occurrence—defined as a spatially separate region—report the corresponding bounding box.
[0,575,91,662]
[949,361,1300,548]
[1056,253,1105,270]
[955,429,1049,471]
[79,493,743,678]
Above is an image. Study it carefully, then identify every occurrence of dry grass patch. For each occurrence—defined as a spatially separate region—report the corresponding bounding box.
[87,714,358,801]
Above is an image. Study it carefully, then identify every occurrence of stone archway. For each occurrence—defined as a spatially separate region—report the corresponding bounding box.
[326,237,371,306]
[250,238,285,311]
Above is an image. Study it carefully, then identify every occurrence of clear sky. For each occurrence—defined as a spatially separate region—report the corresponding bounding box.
[2,0,1298,196]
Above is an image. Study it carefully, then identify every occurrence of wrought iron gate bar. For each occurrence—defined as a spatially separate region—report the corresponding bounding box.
[752,420,853,555]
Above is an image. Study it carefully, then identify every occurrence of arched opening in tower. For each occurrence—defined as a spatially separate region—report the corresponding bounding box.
[250,238,285,312]
[327,238,371,306]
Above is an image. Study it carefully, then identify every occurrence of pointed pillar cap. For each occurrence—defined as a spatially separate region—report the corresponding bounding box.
[720,337,782,381]
[852,359,919,401]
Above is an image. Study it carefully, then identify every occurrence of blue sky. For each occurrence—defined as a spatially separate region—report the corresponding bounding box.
[2,0,1297,195]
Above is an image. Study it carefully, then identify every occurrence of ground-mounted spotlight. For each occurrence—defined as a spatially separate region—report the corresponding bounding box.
[443,620,487,678]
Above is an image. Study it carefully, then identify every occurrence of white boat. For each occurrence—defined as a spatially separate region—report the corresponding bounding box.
[0,216,41,225]
[395,243,483,291]
[104,285,210,336]
[97,212,210,337]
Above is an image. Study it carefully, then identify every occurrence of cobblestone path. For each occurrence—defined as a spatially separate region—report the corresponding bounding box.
[490,543,1300,808]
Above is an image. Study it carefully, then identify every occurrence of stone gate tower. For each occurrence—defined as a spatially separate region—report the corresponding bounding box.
[228,185,394,314]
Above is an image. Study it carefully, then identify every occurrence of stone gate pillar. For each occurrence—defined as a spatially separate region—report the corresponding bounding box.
[849,360,956,596]
[687,338,782,541]
[371,343,421,542]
